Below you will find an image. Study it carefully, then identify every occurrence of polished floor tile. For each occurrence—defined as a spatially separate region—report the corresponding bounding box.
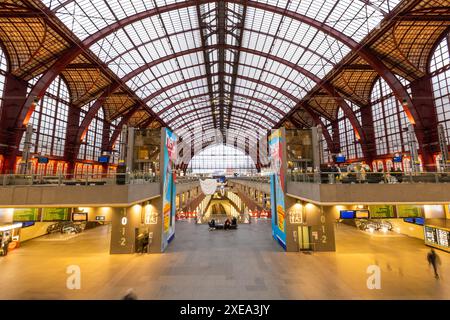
[0,220,449,300]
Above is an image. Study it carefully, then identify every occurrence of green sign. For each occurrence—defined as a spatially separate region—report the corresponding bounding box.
[369,205,395,218]
[43,208,69,221]
[13,208,38,221]
[397,205,423,218]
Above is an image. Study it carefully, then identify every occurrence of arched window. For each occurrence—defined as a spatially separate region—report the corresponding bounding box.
[188,144,256,175]
[371,76,414,156]
[0,45,8,113]
[337,105,363,160]
[78,102,104,161]
[430,33,450,142]
[20,76,69,157]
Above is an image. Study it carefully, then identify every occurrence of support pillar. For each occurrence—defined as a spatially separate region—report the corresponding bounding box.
[64,106,81,176]
[101,121,111,175]
[331,121,341,156]
[285,196,336,252]
[410,76,440,171]
[360,104,376,164]
[0,74,29,173]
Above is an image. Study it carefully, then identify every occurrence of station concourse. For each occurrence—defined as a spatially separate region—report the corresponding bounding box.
[0,0,449,300]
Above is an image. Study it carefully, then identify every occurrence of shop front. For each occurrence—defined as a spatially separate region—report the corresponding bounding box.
[0,222,22,256]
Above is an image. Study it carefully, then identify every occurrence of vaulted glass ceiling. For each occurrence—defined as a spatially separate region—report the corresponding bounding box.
[42,0,401,146]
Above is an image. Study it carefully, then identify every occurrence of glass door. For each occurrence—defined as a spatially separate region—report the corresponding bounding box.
[298,226,312,251]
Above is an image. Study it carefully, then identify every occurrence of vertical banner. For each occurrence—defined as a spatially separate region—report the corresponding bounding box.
[161,128,177,251]
[269,128,287,250]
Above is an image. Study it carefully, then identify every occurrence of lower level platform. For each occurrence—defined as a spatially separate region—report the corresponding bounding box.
[0,220,448,299]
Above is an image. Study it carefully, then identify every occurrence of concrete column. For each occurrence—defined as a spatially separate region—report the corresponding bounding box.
[285,196,336,252]
[110,207,138,254]
[110,198,163,254]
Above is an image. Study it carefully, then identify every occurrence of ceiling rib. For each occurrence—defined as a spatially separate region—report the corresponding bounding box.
[196,1,218,128]
[225,1,246,129]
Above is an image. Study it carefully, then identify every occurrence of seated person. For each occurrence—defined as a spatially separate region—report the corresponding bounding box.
[208,219,216,229]
[229,217,238,229]
[224,218,231,230]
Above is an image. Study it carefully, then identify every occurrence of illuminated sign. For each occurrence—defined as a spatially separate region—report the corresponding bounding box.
[425,225,450,249]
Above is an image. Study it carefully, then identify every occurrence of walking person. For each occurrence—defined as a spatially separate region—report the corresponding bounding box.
[122,288,138,300]
[427,248,441,279]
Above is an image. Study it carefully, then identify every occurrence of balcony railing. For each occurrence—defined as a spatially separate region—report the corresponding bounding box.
[0,172,160,187]
[231,176,271,184]
[176,176,199,184]
[288,171,450,184]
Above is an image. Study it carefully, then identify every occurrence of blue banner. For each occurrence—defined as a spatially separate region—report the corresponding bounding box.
[269,129,286,250]
[161,128,177,251]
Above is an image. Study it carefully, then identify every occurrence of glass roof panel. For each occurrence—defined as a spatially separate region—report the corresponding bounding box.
[41,0,402,142]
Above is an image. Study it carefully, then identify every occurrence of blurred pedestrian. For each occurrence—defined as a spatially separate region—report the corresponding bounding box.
[122,288,138,300]
[427,248,441,279]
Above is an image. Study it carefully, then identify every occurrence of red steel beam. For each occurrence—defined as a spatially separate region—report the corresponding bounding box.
[157,92,284,120]
[24,0,419,145]
[167,104,277,125]
[173,112,267,130]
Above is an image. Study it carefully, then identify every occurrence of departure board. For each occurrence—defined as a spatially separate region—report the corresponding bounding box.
[424,226,437,245]
[425,226,450,249]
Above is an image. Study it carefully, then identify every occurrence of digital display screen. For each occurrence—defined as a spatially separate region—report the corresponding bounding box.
[21,221,35,228]
[437,229,449,247]
[335,156,346,163]
[425,226,437,245]
[393,156,402,162]
[355,210,369,219]
[72,212,87,221]
[37,157,49,164]
[98,156,109,163]
[404,217,425,225]
[368,205,395,218]
[340,210,355,219]
[425,226,450,248]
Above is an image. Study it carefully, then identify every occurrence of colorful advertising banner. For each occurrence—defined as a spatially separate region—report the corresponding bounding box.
[42,208,69,221]
[13,208,38,221]
[369,205,395,218]
[396,205,423,218]
[161,128,177,251]
[269,128,286,249]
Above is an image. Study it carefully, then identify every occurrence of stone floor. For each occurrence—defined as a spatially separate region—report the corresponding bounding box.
[0,220,449,300]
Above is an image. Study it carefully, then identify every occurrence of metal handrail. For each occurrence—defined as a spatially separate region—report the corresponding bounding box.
[0,172,160,187]
[287,171,450,184]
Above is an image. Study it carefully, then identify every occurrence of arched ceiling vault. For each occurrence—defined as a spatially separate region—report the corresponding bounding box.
[0,0,449,154]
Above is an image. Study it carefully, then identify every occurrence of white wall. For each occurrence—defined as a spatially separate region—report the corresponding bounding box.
[424,205,445,219]
[0,208,14,224]
[19,222,54,242]
[386,219,424,240]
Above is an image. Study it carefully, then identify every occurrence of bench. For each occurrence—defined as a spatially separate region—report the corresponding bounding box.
[208,222,238,230]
